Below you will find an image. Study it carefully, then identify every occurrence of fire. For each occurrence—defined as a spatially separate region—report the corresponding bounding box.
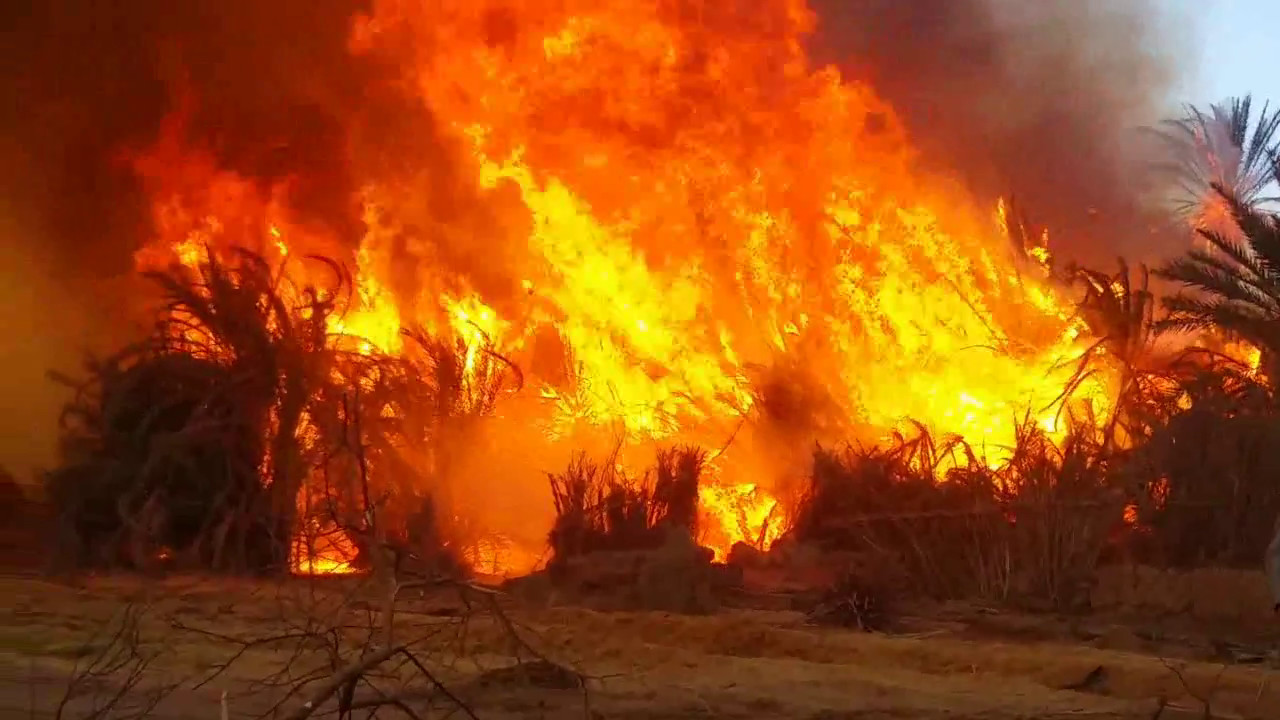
[126,0,1117,572]
[292,524,360,576]
[1222,338,1264,374]
[698,482,784,562]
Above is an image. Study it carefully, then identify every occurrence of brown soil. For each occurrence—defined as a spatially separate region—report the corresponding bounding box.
[3,573,1280,719]
[1092,564,1276,628]
[0,482,51,573]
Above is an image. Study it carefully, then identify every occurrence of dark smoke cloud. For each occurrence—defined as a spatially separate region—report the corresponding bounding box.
[0,0,405,276]
[805,0,1198,266]
[0,0,409,477]
[4,0,1198,280]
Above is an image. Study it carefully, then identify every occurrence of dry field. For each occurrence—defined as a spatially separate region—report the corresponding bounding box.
[3,574,1280,719]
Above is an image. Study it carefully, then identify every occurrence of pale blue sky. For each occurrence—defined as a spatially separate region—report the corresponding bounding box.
[1178,0,1280,106]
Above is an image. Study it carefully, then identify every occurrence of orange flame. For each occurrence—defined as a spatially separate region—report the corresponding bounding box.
[698,481,784,562]
[291,524,360,576]
[128,0,1117,571]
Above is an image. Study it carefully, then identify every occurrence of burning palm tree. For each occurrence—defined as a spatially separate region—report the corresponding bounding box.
[1155,188,1280,383]
[1152,95,1280,232]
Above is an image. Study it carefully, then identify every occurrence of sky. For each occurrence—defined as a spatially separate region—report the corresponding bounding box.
[1178,0,1280,107]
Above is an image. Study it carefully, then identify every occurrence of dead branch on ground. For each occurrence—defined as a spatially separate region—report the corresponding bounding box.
[53,601,178,720]
[1157,657,1230,719]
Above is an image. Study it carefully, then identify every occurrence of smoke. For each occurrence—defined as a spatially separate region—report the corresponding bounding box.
[4,0,1201,280]
[0,0,411,477]
[805,0,1199,266]
[2,0,458,273]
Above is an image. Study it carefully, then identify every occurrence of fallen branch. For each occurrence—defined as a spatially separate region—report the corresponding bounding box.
[281,645,398,720]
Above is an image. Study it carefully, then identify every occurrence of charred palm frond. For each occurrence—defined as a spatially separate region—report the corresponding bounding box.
[402,326,523,421]
[1118,344,1280,567]
[790,433,976,552]
[307,322,526,574]
[999,196,1051,266]
[652,446,705,533]
[1049,259,1164,447]
[1163,346,1272,409]
[1129,400,1280,567]
[389,326,523,535]
[45,346,274,572]
[788,418,1117,606]
[1068,259,1156,366]
[547,452,612,559]
[155,248,343,569]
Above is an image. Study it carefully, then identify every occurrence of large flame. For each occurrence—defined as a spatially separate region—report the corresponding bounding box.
[128,0,1114,570]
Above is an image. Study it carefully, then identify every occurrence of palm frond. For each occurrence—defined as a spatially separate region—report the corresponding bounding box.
[1148,95,1280,220]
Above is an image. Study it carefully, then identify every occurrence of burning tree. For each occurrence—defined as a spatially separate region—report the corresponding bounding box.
[45,240,537,576]
[1151,95,1280,229]
[1156,188,1280,383]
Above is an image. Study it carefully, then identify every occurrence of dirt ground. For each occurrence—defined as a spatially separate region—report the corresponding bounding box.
[3,574,1280,719]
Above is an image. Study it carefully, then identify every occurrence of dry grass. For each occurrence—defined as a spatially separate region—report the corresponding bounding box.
[4,575,1279,719]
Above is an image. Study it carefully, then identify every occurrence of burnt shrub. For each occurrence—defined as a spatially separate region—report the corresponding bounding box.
[786,421,1121,608]
[46,350,275,572]
[1126,386,1280,568]
[547,445,706,562]
[806,570,894,631]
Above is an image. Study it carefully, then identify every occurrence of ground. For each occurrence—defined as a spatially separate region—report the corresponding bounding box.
[3,573,1280,719]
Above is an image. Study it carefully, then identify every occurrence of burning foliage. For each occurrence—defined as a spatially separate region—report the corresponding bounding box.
[786,421,1119,607]
[1121,352,1280,568]
[547,446,705,562]
[1157,187,1280,381]
[537,445,725,614]
[44,246,518,575]
[47,347,277,571]
[45,249,335,572]
[33,0,1141,583]
[21,0,1280,622]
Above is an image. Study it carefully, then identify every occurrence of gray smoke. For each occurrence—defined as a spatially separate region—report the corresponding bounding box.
[805,0,1199,266]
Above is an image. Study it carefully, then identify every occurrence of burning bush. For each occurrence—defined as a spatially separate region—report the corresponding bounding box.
[547,445,706,562]
[45,249,339,572]
[46,347,277,571]
[786,420,1122,607]
[1123,359,1280,568]
[44,243,534,576]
